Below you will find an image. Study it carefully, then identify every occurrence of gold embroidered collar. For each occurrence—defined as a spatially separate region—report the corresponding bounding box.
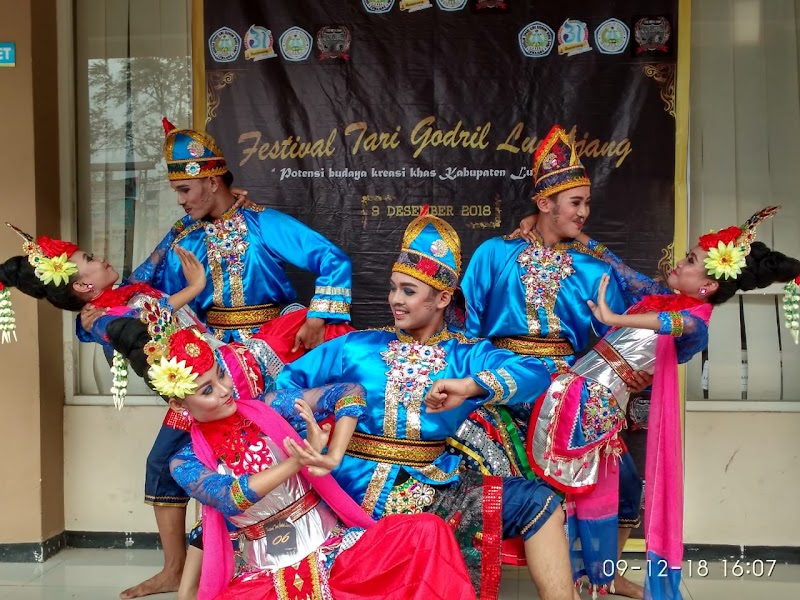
[395,325,452,346]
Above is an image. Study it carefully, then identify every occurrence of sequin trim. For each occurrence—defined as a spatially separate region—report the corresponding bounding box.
[315,286,352,298]
[206,304,280,329]
[659,311,684,337]
[230,479,254,511]
[517,241,575,338]
[381,338,447,439]
[361,462,393,516]
[383,477,437,515]
[476,370,504,405]
[346,432,445,467]
[593,338,638,388]
[520,492,558,537]
[334,395,367,418]
[480,475,504,599]
[492,335,574,357]
[308,298,351,315]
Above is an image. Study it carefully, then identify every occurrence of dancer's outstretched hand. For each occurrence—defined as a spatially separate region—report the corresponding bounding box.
[587,274,620,326]
[284,400,339,477]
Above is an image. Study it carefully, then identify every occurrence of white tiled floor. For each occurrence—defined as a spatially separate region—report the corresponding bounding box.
[0,550,797,599]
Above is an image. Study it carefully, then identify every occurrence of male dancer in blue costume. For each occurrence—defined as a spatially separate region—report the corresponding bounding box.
[459,124,647,598]
[278,209,579,600]
[78,120,354,599]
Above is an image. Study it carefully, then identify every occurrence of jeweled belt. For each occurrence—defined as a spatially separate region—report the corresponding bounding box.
[492,335,574,357]
[593,338,638,387]
[238,490,321,541]
[206,303,281,330]
[346,432,446,467]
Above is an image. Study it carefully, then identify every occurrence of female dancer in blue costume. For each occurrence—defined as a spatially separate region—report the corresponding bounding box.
[0,224,336,599]
[143,321,476,600]
[518,206,800,599]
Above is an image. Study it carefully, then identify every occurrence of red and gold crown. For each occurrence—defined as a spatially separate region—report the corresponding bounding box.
[532,125,591,199]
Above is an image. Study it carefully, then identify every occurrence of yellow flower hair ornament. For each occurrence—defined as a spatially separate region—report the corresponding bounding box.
[148,356,199,399]
[704,241,746,280]
[35,253,79,286]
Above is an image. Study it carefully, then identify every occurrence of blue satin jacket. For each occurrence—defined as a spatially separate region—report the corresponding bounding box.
[276,326,553,518]
[461,232,627,371]
[128,205,352,342]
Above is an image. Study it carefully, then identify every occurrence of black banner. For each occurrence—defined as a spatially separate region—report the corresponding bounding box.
[201,1,680,327]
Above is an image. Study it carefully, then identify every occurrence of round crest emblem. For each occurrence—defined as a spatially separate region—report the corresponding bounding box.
[430,239,448,258]
[519,22,555,58]
[317,26,352,61]
[557,19,592,56]
[436,0,467,10]
[363,0,395,13]
[279,27,313,62]
[185,162,201,177]
[594,18,630,55]
[634,17,671,54]
[208,27,242,63]
[244,25,276,61]
[187,140,205,158]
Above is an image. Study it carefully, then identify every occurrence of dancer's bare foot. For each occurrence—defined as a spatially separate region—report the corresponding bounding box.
[119,568,182,599]
[611,574,644,599]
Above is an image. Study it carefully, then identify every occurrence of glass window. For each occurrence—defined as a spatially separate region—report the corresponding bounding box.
[74,0,192,398]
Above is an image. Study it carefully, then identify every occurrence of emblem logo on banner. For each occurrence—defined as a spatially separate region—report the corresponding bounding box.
[317,26,352,61]
[400,0,433,11]
[594,18,630,55]
[279,27,313,61]
[557,19,592,56]
[518,22,555,58]
[474,0,508,10]
[436,0,468,10]
[634,17,671,54]
[208,27,242,63]
[244,25,276,61]
[363,0,395,13]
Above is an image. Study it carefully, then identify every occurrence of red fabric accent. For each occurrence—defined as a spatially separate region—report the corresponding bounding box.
[479,475,503,600]
[199,158,227,173]
[196,412,275,476]
[626,293,705,315]
[698,226,742,250]
[419,204,430,217]
[417,257,440,277]
[162,117,176,134]
[216,514,476,600]
[36,236,79,259]
[500,538,527,566]
[533,124,564,166]
[253,308,354,364]
[217,343,265,399]
[168,329,215,375]
[89,283,161,308]
[795,275,800,285]
[163,408,192,432]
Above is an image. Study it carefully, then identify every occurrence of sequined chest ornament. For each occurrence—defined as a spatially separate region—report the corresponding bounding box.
[381,340,447,408]
[517,243,575,337]
[204,212,249,275]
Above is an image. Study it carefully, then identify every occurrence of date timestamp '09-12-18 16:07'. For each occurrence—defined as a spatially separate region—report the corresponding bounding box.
[605,559,778,578]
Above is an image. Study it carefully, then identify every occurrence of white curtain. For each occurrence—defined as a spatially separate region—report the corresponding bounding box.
[688,0,800,402]
[74,0,193,396]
